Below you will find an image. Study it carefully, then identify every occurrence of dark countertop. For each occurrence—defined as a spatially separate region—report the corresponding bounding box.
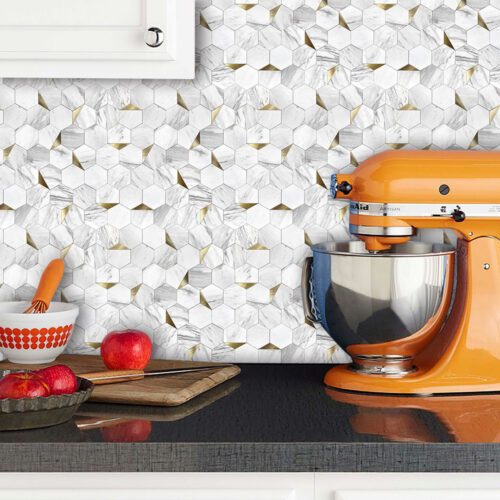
[1,363,500,472]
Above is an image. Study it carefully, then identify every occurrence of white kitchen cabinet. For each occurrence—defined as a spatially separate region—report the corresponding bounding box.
[315,473,500,499]
[0,0,194,79]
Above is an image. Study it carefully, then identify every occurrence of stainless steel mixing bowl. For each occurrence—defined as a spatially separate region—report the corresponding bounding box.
[302,240,456,355]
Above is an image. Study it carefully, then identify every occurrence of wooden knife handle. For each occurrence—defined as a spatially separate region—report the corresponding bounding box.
[79,369,145,385]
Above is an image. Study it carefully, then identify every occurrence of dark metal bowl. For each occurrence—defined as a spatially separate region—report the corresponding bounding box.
[0,374,94,431]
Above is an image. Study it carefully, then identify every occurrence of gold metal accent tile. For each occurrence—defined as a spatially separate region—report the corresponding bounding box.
[212,152,222,169]
[86,342,102,349]
[260,103,279,110]
[97,282,117,289]
[305,318,315,327]
[121,103,140,111]
[132,204,152,210]
[466,65,477,83]
[455,92,466,110]
[200,292,211,309]
[179,272,189,289]
[212,105,222,123]
[238,202,257,210]
[490,105,500,123]
[165,232,177,249]
[236,282,257,289]
[190,132,201,149]
[269,284,280,301]
[225,63,245,70]
[72,105,83,123]
[478,13,489,30]
[327,66,338,82]
[350,153,359,167]
[269,5,280,21]
[200,244,211,263]
[178,171,188,188]
[316,93,327,110]
[399,64,418,71]
[3,144,14,162]
[61,244,72,259]
[398,103,418,110]
[51,133,61,150]
[248,143,268,150]
[260,343,279,350]
[304,232,313,246]
[281,144,292,161]
[456,0,466,9]
[200,204,211,222]
[0,204,13,210]
[271,203,291,210]
[248,243,268,250]
[316,172,327,189]
[339,13,350,30]
[409,5,419,20]
[236,3,256,9]
[469,132,479,149]
[305,32,315,49]
[260,64,280,71]
[364,63,384,70]
[26,233,37,250]
[444,32,454,49]
[61,292,68,303]
[38,93,49,110]
[38,171,49,189]
[200,13,211,30]
[338,205,349,222]
[142,145,153,162]
[166,310,177,328]
[329,132,339,149]
[225,342,245,349]
[188,344,200,360]
[61,205,71,222]
[98,202,118,210]
[130,284,142,301]
[387,143,406,149]
[443,231,453,246]
[109,243,129,250]
[73,152,83,170]
[110,143,129,150]
[177,93,188,110]
[350,105,362,122]
[422,144,431,150]
[375,3,394,9]
[317,0,327,9]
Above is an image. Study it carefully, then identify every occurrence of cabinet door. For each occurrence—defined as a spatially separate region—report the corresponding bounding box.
[315,473,500,500]
[0,0,194,78]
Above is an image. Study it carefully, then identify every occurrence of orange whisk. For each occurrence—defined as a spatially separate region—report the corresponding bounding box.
[24,259,65,314]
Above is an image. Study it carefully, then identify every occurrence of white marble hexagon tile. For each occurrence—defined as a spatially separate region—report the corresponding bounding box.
[0,0,497,363]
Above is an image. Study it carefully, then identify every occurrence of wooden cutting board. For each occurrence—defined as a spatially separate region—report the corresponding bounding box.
[0,354,241,407]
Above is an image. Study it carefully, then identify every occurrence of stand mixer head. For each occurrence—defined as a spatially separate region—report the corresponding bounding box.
[304,150,500,395]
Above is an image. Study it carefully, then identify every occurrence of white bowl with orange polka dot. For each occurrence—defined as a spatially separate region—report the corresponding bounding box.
[0,302,79,364]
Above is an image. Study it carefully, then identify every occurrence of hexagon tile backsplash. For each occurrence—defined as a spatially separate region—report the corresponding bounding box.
[0,0,497,363]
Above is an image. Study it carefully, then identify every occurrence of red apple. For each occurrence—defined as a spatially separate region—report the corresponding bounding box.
[101,329,152,370]
[101,419,152,443]
[0,371,50,399]
[34,365,78,395]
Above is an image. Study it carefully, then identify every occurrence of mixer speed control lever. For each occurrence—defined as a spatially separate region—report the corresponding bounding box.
[452,208,466,222]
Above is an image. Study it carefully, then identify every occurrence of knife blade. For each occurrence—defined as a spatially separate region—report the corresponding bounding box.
[80,364,234,385]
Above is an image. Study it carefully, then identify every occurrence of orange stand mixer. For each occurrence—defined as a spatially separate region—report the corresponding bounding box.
[305,150,500,395]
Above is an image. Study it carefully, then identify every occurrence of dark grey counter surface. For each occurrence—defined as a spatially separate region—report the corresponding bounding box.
[1,363,500,472]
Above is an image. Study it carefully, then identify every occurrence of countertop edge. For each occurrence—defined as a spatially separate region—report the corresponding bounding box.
[0,442,499,472]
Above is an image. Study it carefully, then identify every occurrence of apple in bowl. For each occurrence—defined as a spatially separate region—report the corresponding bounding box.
[101,329,152,370]
[34,365,78,395]
[0,371,50,399]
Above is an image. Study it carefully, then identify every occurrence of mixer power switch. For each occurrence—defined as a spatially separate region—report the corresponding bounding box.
[452,208,466,222]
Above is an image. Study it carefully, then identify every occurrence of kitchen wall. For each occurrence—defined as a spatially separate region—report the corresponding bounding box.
[0,0,496,362]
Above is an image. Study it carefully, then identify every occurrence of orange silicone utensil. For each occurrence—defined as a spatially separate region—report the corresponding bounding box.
[24,259,65,314]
